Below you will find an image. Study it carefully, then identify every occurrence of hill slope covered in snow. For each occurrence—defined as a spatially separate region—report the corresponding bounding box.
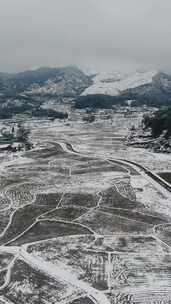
[82,70,157,96]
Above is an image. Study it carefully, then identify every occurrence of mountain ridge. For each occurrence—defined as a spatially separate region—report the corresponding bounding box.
[0,66,171,118]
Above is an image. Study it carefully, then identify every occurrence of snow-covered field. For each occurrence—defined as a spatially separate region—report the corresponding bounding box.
[0,108,170,303]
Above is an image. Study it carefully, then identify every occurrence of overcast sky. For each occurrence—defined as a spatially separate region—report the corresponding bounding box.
[0,0,171,73]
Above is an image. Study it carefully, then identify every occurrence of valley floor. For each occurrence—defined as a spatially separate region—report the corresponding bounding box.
[0,108,171,304]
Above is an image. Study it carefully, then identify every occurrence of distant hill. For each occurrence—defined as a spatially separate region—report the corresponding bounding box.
[76,71,171,108]
[1,66,171,118]
[82,70,157,96]
[0,66,92,119]
[0,66,92,97]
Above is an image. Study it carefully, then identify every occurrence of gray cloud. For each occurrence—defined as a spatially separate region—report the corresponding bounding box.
[0,0,171,72]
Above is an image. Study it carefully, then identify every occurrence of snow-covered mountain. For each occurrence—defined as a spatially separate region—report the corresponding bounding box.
[82,70,158,96]
[0,66,92,119]
[0,66,171,118]
[73,69,171,108]
[0,66,92,97]
[24,67,92,97]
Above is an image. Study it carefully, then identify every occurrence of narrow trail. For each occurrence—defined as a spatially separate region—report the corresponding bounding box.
[58,141,171,243]
[0,255,18,291]
[61,140,171,197]
[0,139,170,303]
[0,245,111,304]
[19,249,110,304]
[73,191,102,222]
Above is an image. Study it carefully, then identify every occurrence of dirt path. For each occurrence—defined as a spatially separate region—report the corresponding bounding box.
[0,139,171,303]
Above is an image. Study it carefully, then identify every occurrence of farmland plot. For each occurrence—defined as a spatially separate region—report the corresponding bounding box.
[0,111,170,303]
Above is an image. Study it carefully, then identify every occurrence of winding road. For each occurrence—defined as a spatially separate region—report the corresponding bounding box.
[0,140,171,303]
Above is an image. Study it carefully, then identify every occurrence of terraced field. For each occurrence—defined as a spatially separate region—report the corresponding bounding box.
[0,114,170,304]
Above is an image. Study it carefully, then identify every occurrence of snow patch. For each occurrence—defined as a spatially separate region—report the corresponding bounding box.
[82,70,157,96]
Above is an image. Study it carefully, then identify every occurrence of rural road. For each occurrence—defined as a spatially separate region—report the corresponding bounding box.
[0,139,170,303]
